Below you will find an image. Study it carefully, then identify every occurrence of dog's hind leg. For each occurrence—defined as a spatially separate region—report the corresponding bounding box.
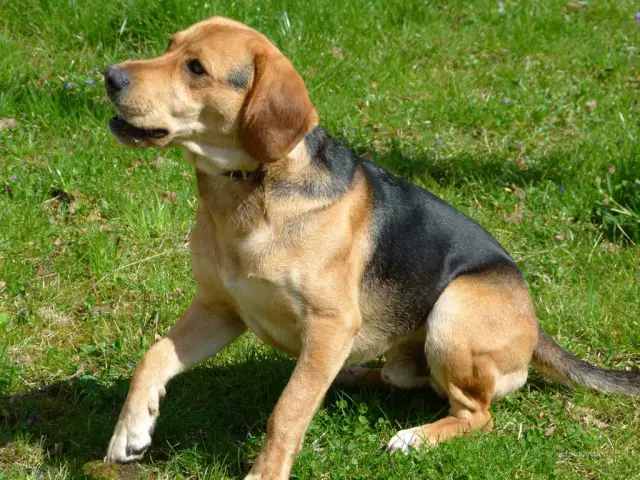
[334,366,387,388]
[105,298,245,463]
[387,268,538,452]
[334,337,431,390]
[381,337,432,390]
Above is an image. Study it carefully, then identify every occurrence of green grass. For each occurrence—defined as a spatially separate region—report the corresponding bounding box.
[1,0,639,478]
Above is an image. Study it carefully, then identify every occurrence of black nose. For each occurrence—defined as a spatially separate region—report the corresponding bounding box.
[104,65,130,94]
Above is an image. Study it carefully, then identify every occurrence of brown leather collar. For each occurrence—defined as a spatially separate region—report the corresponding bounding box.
[220,165,264,182]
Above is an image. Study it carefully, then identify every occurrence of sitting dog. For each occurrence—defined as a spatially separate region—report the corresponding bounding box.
[103,16,639,479]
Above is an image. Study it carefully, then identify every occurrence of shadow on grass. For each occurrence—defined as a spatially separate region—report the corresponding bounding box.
[0,348,507,478]
[0,353,285,477]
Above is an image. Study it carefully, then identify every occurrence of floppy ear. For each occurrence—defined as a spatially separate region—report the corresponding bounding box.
[239,46,318,162]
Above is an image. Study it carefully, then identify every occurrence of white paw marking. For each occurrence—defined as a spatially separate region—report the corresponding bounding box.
[387,429,423,454]
[105,386,162,463]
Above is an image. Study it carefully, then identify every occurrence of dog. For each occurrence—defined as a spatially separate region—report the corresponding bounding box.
[102,16,639,479]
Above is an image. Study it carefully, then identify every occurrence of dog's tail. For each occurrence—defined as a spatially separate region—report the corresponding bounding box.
[531,329,640,396]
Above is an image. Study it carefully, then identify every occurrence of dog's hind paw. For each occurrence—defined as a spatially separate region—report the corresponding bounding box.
[386,428,424,454]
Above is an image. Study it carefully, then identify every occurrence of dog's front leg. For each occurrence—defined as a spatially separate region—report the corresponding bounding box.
[246,313,356,480]
[106,298,245,463]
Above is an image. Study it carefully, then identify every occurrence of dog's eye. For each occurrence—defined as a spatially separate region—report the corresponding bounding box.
[187,59,206,76]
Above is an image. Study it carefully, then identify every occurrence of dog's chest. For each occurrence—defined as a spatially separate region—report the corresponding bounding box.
[223,267,305,355]
[192,214,305,354]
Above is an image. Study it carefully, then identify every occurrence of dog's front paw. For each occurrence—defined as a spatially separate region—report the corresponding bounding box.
[105,386,164,463]
[244,472,287,480]
[244,459,290,480]
[106,415,153,463]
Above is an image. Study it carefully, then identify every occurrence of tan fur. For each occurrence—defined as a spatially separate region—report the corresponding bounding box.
[334,366,388,389]
[106,16,546,478]
[388,269,538,451]
[107,300,246,462]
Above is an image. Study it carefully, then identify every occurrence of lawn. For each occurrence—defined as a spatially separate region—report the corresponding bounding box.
[1,0,639,478]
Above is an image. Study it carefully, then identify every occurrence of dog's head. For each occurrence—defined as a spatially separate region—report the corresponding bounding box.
[104,16,318,173]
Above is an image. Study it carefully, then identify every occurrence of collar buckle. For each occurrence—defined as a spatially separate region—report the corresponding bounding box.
[220,166,263,182]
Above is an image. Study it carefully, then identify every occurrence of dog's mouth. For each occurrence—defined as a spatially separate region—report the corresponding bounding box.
[109,115,169,141]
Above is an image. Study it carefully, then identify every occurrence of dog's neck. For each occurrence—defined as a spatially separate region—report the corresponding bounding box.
[182,141,260,176]
[189,127,359,234]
